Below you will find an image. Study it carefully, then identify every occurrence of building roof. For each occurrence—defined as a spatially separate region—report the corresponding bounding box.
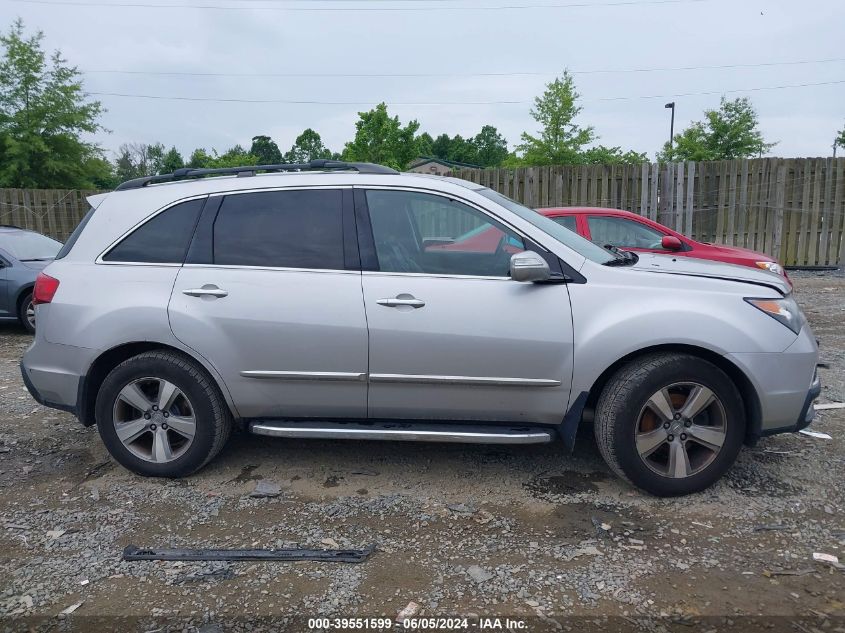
[408,156,482,170]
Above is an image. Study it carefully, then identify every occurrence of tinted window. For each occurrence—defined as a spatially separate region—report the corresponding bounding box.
[588,215,666,249]
[0,231,61,261]
[56,207,94,259]
[550,215,577,232]
[104,198,204,263]
[213,190,344,269]
[366,190,524,277]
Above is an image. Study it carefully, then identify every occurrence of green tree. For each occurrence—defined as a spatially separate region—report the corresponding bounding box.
[580,145,647,164]
[250,134,282,164]
[160,146,184,173]
[343,103,420,170]
[835,123,845,154]
[431,133,452,160]
[516,70,596,166]
[210,144,258,168]
[284,128,333,163]
[187,148,213,168]
[146,142,166,174]
[446,134,477,164]
[658,97,776,162]
[0,19,106,188]
[113,142,167,181]
[471,125,508,167]
[416,132,433,158]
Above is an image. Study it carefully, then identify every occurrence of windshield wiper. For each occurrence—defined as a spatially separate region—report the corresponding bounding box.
[20,258,51,262]
[601,245,639,267]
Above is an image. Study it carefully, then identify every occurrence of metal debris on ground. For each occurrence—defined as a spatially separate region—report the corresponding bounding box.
[812,552,843,569]
[122,544,376,563]
[798,429,832,439]
[58,602,83,617]
[814,402,845,410]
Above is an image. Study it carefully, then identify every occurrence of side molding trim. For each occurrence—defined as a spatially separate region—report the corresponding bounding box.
[240,371,366,381]
[368,374,562,387]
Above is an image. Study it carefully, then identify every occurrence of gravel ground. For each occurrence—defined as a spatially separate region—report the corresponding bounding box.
[0,271,843,633]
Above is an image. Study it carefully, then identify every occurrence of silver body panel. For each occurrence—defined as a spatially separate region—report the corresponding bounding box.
[21,169,817,443]
[250,421,554,444]
[168,266,368,419]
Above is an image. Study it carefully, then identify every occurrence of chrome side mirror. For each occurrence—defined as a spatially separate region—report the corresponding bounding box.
[510,251,551,283]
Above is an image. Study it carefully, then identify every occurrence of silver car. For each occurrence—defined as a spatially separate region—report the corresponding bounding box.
[20,160,820,496]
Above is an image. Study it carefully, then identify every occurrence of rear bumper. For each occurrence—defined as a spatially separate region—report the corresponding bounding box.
[20,337,94,420]
[20,360,79,416]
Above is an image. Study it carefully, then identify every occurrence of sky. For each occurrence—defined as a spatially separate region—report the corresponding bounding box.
[1,0,843,162]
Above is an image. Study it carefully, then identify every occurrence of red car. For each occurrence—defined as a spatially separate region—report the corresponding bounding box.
[425,206,788,284]
[539,207,788,282]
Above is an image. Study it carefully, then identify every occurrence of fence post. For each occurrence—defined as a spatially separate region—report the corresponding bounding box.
[772,163,787,264]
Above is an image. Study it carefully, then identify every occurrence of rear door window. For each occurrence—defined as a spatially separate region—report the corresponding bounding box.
[213,189,344,270]
[103,198,205,263]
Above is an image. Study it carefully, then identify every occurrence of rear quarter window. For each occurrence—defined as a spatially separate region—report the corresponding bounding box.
[102,198,205,264]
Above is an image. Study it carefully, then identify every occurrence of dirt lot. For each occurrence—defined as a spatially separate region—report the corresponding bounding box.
[1,272,843,633]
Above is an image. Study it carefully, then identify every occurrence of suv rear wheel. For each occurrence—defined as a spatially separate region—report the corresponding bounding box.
[594,352,745,496]
[95,351,232,477]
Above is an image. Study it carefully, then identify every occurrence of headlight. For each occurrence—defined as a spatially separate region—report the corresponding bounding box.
[745,296,804,334]
[756,261,784,276]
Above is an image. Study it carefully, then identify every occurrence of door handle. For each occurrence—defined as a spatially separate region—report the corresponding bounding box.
[376,296,425,308]
[183,286,228,298]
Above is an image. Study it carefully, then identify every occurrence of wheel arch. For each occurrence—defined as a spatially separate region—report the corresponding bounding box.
[79,341,238,427]
[15,283,34,314]
[581,343,762,446]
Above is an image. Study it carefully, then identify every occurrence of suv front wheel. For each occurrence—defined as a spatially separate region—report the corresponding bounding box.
[95,351,232,477]
[594,352,745,496]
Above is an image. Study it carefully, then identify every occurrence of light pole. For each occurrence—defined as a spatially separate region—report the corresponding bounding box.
[665,102,676,156]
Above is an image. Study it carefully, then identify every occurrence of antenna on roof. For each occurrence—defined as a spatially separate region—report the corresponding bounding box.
[114,159,398,192]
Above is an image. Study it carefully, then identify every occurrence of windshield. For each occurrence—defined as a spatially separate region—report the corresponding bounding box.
[476,188,616,264]
[0,231,62,261]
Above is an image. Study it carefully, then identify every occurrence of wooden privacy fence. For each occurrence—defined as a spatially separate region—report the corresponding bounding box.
[0,188,99,243]
[453,157,845,267]
[1,157,843,266]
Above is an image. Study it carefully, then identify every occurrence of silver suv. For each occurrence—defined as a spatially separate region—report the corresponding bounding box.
[21,160,820,496]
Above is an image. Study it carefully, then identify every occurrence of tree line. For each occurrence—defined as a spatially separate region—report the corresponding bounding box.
[2,19,838,191]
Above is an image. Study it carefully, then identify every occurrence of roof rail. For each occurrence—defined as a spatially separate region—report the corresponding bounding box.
[114,159,399,192]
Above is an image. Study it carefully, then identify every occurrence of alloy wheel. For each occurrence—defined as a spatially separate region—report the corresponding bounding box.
[25,300,35,330]
[112,377,196,463]
[635,382,727,478]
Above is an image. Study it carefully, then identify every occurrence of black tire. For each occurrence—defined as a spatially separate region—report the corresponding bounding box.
[18,291,35,334]
[594,352,745,497]
[95,350,232,477]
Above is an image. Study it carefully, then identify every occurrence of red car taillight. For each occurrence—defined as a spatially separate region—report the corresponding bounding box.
[32,272,60,305]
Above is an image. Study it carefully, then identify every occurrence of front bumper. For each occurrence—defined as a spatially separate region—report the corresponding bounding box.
[761,369,821,436]
[728,323,819,439]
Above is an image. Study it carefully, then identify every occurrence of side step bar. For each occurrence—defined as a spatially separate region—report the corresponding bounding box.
[249,421,555,445]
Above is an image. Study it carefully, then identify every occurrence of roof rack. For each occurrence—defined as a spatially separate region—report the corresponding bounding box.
[114,159,399,192]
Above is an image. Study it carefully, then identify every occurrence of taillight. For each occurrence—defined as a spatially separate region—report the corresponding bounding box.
[33,272,60,305]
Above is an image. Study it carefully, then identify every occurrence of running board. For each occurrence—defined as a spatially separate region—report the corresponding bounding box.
[249,421,555,445]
